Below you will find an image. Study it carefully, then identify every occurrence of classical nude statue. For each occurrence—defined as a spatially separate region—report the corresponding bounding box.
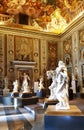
[22,73,30,93]
[38,76,44,91]
[13,80,18,92]
[46,61,70,110]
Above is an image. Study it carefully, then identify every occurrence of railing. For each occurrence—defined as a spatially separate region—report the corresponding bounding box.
[0,14,14,24]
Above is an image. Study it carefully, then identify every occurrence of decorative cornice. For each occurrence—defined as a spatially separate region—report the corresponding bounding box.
[0,13,84,40]
[0,23,60,40]
[12,60,36,69]
[60,13,84,39]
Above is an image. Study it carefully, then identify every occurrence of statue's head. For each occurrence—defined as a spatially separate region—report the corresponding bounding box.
[58,61,67,71]
[58,61,65,67]
[46,70,55,79]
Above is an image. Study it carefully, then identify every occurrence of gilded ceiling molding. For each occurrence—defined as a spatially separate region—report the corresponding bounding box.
[0,0,84,34]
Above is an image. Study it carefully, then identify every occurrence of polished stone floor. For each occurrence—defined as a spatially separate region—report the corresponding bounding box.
[0,104,34,130]
[0,97,84,130]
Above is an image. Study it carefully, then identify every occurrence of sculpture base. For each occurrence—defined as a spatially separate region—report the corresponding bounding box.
[44,105,84,130]
[44,98,58,109]
[14,96,38,107]
[55,102,70,110]
[19,92,32,98]
[11,92,19,97]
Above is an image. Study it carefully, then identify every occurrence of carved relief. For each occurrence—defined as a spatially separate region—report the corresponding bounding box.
[14,36,33,61]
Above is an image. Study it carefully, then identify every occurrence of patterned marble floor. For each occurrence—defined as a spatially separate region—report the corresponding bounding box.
[0,104,34,130]
[0,98,84,130]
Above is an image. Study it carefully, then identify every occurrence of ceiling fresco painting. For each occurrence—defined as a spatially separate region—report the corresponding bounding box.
[0,0,84,34]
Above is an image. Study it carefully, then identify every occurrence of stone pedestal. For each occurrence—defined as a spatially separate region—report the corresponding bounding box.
[44,98,58,109]
[14,96,38,107]
[11,92,19,97]
[44,105,84,130]
[19,92,32,98]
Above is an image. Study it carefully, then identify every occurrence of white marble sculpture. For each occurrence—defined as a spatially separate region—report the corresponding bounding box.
[22,73,30,93]
[46,70,57,100]
[71,73,76,94]
[46,61,70,110]
[13,80,18,92]
[38,76,44,91]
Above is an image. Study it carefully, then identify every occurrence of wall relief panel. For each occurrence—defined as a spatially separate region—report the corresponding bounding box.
[14,36,34,61]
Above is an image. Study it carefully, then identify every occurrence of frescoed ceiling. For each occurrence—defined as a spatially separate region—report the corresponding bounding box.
[0,0,84,34]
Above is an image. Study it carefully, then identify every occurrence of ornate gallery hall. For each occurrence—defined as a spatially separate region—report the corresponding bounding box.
[0,0,84,130]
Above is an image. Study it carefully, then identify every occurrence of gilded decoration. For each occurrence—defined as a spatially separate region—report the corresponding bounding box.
[14,36,33,61]
[0,0,84,34]
[79,29,84,47]
[79,29,84,62]
[47,42,57,70]
[63,38,72,54]
[63,37,72,67]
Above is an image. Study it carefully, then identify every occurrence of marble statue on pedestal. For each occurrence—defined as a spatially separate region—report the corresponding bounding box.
[36,76,46,97]
[22,73,30,93]
[13,80,18,92]
[38,76,44,91]
[46,61,70,110]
